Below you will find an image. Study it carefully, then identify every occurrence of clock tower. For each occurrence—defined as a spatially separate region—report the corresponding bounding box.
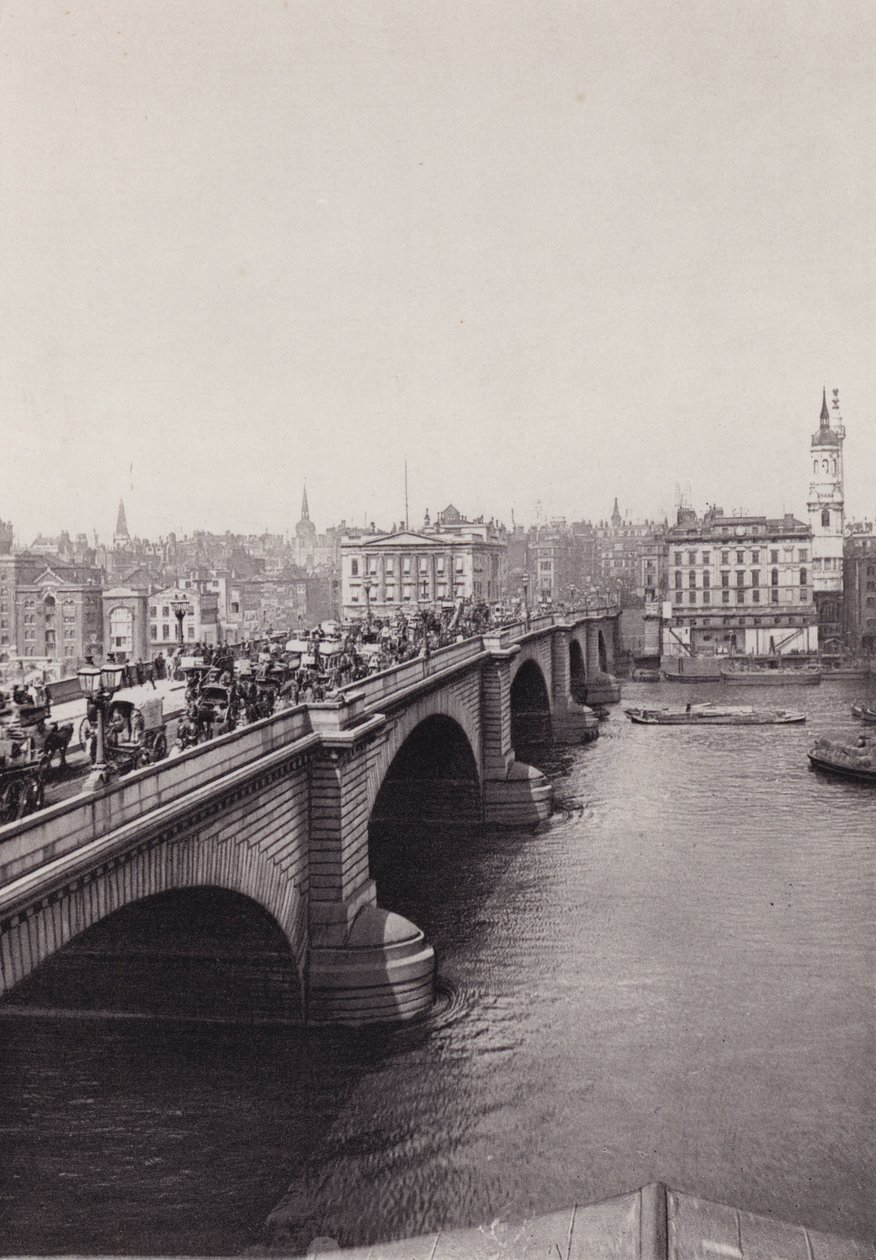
[807,387,845,648]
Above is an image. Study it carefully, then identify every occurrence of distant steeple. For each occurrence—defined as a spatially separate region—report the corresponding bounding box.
[820,387,830,425]
[611,497,622,528]
[114,497,130,545]
[300,485,310,521]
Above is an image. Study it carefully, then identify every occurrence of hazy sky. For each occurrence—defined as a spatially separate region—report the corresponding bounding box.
[2,0,874,543]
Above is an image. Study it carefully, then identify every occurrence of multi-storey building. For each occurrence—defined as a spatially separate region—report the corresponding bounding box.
[663,508,818,657]
[0,552,104,671]
[147,586,221,654]
[341,515,507,620]
[596,500,665,605]
[807,388,846,647]
[843,522,876,655]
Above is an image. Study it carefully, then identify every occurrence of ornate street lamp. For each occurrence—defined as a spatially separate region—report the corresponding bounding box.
[363,577,373,626]
[169,593,192,649]
[78,658,126,792]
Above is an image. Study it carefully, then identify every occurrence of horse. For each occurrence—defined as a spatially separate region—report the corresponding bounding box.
[36,721,75,771]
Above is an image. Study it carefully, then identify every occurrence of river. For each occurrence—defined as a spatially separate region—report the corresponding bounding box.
[0,677,873,1254]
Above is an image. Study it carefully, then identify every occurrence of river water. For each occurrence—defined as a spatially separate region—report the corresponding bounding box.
[1,677,874,1254]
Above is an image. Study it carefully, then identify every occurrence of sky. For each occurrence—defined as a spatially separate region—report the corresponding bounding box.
[1,0,875,544]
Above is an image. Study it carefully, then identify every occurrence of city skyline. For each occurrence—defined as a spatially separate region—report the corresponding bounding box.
[3,3,875,538]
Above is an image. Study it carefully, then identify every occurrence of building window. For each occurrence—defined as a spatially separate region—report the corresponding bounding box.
[751,550,759,564]
[688,591,696,604]
[702,571,710,590]
[64,645,74,658]
[752,589,760,603]
[702,591,710,604]
[736,551,745,564]
[771,589,779,604]
[771,569,779,586]
[736,570,745,586]
[736,589,745,604]
[150,625,157,640]
[799,548,808,562]
[675,571,682,589]
[403,559,411,574]
[800,589,809,602]
[674,552,682,565]
[770,551,779,564]
[721,571,729,588]
[721,551,729,564]
[799,568,807,586]
[385,558,394,574]
[162,624,170,639]
[702,551,710,565]
[722,590,730,604]
[688,551,696,565]
[821,509,830,528]
[187,625,195,639]
[351,560,359,576]
[751,569,760,588]
[688,571,696,588]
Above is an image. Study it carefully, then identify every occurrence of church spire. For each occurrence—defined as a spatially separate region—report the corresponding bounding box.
[820,387,830,425]
[114,497,129,543]
[300,485,310,521]
[611,497,622,528]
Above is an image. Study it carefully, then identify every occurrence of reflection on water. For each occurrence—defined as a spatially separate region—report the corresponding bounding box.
[0,678,874,1254]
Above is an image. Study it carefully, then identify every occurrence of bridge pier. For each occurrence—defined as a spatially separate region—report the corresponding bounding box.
[551,626,600,743]
[481,647,553,824]
[584,622,622,705]
[305,716,435,1025]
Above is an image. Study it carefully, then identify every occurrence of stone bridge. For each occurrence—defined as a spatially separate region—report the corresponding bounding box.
[0,609,620,1026]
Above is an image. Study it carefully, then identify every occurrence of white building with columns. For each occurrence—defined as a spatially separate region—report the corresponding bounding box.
[340,523,507,620]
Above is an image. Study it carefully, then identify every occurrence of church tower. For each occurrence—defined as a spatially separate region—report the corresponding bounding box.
[295,485,317,568]
[807,388,845,648]
[114,497,131,548]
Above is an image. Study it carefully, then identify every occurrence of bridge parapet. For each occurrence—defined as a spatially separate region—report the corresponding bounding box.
[0,705,315,888]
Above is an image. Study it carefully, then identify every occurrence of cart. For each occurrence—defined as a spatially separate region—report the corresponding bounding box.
[0,734,45,823]
[93,691,182,773]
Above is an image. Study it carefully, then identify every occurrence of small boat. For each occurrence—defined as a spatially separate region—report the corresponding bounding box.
[851,703,876,724]
[625,703,806,726]
[631,667,660,681]
[721,665,822,686]
[660,658,723,683]
[808,736,876,781]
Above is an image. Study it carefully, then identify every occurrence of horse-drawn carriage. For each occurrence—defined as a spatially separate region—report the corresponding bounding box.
[85,688,184,775]
[0,732,45,823]
[0,697,50,822]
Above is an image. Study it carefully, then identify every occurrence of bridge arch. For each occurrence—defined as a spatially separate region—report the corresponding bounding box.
[6,887,303,1022]
[0,828,307,1009]
[569,638,587,702]
[510,657,552,746]
[597,629,608,673]
[369,714,481,834]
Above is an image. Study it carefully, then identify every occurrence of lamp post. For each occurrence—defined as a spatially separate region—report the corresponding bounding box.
[169,593,192,650]
[363,578,373,627]
[521,573,531,626]
[78,658,126,792]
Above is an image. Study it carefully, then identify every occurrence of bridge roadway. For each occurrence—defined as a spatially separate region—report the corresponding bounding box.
[0,608,620,1026]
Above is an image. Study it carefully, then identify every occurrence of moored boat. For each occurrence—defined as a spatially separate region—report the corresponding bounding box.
[851,703,876,723]
[808,736,876,781]
[625,702,806,726]
[720,665,822,685]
